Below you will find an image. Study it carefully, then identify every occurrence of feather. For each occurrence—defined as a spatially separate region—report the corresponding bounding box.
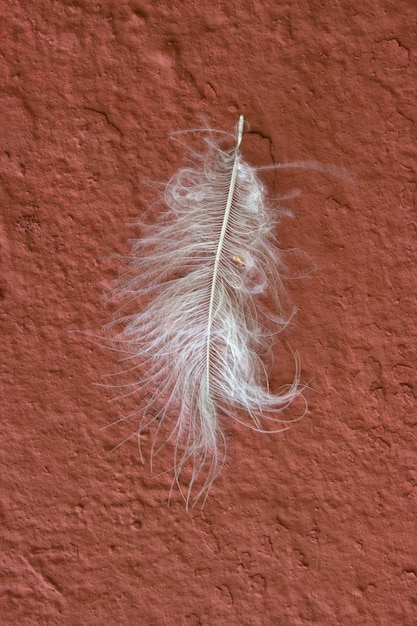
[108,116,304,507]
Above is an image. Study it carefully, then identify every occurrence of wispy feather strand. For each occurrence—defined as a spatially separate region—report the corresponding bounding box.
[109,116,304,506]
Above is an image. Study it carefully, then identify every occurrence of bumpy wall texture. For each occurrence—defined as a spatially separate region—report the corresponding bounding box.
[1,1,416,624]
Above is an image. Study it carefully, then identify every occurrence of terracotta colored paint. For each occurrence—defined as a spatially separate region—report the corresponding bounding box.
[1,1,416,624]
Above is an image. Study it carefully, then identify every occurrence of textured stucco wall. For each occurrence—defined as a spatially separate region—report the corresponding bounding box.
[1,1,416,624]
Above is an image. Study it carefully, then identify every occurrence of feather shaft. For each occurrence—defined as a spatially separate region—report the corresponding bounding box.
[206,115,244,401]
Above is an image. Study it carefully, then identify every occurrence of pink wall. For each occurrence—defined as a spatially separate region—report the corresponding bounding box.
[1,1,416,624]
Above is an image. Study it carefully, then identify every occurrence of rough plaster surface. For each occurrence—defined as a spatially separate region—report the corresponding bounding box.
[1,1,416,624]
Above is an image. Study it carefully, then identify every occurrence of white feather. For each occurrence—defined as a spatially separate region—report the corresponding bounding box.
[108,116,304,506]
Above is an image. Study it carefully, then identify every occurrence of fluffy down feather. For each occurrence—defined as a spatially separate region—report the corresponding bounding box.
[109,116,303,506]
